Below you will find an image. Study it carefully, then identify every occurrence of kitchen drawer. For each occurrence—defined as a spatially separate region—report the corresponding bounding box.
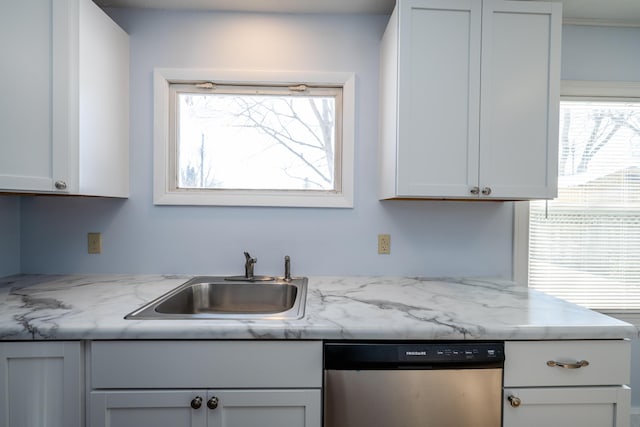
[504,340,630,387]
[90,340,322,389]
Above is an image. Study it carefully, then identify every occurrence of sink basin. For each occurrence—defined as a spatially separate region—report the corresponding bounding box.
[125,276,307,320]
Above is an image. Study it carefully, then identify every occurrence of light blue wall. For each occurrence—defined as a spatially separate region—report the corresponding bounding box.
[19,9,514,277]
[561,23,640,410]
[561,24,640,81]
[0,196,20,277]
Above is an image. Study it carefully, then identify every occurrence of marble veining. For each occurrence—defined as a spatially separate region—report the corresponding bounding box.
[0,274,635,340]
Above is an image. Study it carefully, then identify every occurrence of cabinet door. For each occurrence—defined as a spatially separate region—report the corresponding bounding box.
[503,386,631,427]
[0,0,71,193]
[479,0,562,199]
[0,341,82,427]
[90,390,207,427]
[207,390,321,427]
[395,0,481,198]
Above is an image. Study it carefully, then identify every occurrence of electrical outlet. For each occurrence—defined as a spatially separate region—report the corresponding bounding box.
[88,232,102,254]
[378,234,391,255]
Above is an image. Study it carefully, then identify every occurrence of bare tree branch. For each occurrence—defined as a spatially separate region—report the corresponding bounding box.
[231,98,332,184]
[309,98,335,176]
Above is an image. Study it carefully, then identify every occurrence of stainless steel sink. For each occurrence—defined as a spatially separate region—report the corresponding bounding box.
[125,276,307,320]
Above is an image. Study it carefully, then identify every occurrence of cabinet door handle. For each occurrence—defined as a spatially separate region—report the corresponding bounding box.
[546,359,589,369]
[470,186,480,195]
[190,396,203,409]
[481,187,492,195]
[207,396,219,410]
[507,395,521,408]
[54,180,67,190]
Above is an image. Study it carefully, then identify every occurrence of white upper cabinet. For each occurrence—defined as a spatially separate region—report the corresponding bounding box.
[378,0,562,200]
[0,0,129,197]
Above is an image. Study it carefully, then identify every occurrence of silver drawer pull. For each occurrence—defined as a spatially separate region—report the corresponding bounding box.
[546,359,589,369]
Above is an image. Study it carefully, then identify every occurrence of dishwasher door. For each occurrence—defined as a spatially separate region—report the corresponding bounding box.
[323,342,504,427]
[324,368,503,427]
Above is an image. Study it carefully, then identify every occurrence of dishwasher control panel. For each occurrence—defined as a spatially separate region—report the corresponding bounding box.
[398,343,504,363]
[324,342,504,369]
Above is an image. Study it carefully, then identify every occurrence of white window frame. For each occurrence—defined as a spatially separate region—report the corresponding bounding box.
[153,68,355,208]
[513,80,640,323]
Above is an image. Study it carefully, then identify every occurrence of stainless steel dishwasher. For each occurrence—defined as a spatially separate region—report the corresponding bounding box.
[324,341,504,427]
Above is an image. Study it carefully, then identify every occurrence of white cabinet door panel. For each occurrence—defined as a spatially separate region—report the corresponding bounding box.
[90,389,320,427]
[396,0,481,197]
[479,0,561,199]
[90,390,207,427]
[503,386,630,427]
[0,342,82,427]
[207,390,321,427]
[0,0,69,193]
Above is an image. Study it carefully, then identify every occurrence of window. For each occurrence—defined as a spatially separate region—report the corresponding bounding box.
[516,81,640,315]
[154,69,355,207]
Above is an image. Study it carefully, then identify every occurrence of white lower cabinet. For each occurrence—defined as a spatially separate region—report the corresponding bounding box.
[504,340,632,427]
[0,341,83,427]
[88,341,322,427]
[90,389,320,427]
[1,339,631,427]
[503,386,630,427]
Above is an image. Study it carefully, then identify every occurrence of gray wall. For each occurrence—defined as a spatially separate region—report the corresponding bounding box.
[633,338,640,409]
[0,196,19,277]
[561,24,640,81]
[9,21,639,276]
[18,9,514,277]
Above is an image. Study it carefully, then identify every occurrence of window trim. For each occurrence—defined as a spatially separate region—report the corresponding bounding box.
[153,68,355,208]
[513,80,640,321]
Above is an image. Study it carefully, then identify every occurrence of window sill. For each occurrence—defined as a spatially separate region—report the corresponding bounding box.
[153,189,353,208]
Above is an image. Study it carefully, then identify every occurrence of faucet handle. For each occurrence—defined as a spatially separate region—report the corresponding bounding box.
[244,251,257,264]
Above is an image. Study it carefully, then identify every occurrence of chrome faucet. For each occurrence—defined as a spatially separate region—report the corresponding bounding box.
[284,255,292,281]
[243,251,257,279]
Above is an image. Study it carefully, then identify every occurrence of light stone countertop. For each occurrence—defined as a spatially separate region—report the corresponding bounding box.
[0,274,635,341]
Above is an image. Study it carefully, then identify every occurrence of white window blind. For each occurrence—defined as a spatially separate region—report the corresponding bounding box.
[529,100,640,311]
